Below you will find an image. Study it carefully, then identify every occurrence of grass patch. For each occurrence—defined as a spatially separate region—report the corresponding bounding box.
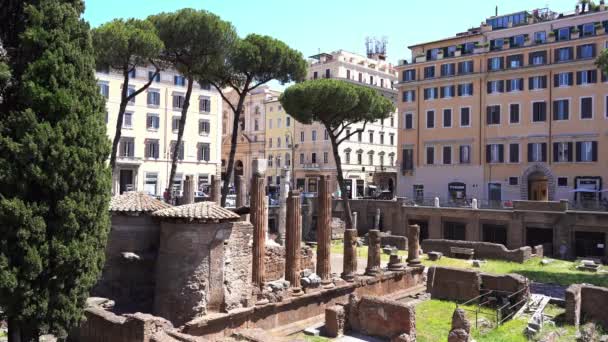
[326,241,608,287]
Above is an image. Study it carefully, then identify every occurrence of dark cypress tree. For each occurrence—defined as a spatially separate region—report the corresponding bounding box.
[0,1,111,340]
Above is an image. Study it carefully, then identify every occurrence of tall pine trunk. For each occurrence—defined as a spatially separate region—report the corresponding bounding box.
[108,68,130,172]
[167,77,194,201]
[327,128,354,230]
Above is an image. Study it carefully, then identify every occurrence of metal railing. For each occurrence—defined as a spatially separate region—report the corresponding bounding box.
[456,286,529,332]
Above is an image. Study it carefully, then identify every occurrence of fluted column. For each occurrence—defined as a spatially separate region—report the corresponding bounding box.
[235,175,246,208]
[277,169,290,245]
[182,175,194,204]
[365,229,382,276]
[212,178,221,205]
[407,224,422,266]
[286,190,303,295]
[316,176,332,287]
[251,160,267,290]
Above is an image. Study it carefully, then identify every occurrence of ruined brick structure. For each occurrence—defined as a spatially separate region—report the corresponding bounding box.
[422,239,533,263]
[264,245,314,282]
[566,284,608,329]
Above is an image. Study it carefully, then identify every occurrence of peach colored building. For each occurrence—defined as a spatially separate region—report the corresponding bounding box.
[396,6,608,208]
[297,49,399,198]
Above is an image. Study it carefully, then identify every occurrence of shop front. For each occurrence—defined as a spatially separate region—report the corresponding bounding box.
[448,182,467,202]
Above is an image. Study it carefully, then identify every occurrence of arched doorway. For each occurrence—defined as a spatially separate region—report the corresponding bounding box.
[235,160,244,177]
[388,178,394,194]
[528,172,548,201]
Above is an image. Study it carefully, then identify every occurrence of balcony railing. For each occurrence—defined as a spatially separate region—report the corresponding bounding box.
[375,165,397,173]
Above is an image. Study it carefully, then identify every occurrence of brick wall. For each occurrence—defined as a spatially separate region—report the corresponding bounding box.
[264,245,315,282]
[347,295,416,340]
[223,221,254,311]
[421,239,532,262]
[566,284,608,329]
[427,266,481,302]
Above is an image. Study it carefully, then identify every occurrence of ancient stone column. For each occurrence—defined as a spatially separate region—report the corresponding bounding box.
[212,178,221,205]
[285,189,303,295]
[352,211,358,231]
[316,176,332,287]
[182,175,194,204]
[277,169,290,245]
[407,224,422,266]
[250,159,267,291]
[373,208,381,230]
[365,229,382,276]
[235,175,246,208]
[342,228,358,282]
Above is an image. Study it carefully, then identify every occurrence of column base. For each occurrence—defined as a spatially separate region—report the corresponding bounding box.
[407,258,422,267]
[388,263,406,271]
[321,279,335,289]
[341,272,356,282]
[291,287,304,296]
[364,268,382,277]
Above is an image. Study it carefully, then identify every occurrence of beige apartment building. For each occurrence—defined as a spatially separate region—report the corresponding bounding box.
[264,97,296,192]
[221,86,280,187]
[396,6,608,207]
[297,49,399,198]
[98,68,223,197]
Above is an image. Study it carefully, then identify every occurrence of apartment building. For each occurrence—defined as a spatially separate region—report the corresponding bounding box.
[98,68,223,197]
[396,6,608,206]
[221,86,280,186]
[299,49,399,198]
[264,97,296,192]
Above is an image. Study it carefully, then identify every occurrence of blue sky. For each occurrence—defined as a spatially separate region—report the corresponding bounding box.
[84,0,574,65]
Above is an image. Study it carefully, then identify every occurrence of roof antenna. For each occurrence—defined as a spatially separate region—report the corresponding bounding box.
[495,5,498,16]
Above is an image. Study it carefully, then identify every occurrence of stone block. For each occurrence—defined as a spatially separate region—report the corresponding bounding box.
[325,305,345,338]
[427,267,481,302]
[350,296,416,339]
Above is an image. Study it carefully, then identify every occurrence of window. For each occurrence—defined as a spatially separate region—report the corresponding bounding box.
[424,66,435,79]
[440,63,455,77]
[123,112,133,128]
[285,153,291,166]
[368,153,373,165]
[532,101,547,122]
[345,129,351,140]
[426,146,435,165]
[324,130,329,140]
[581,97,593,119]
[286,117,291,127]
[576,141,597,162]
[577,70,597,85]
[199,97,211,112]
[413,184,424,202]
[506,54,523,69]
[311,152,317,164]
[198,143,210,161]
[313,71,318,79]
[268,156,273,167]
[119,138,135,157]
[200,82,211,90]
[127,87,136,104]
[486,144,504,163]
[300,153,304,164]
[300,131,304,142]
[487,80,504,94]
[144,172,158,195]
[577,44,596,59]
[172,116,180,132]
[325,69,330,78]
[509,104,520,124]
[174,75,186,86]
[582,23,595,37]
[402,90,416,102]
[443,109,452,128]
[390,134,394,145]
[458,60,474,74]
[459,145,471,164]
[458,83,473,96]
[555,72,573,87]
[460,107,470,127]
[198,120,210,135]
[488,57,503,71]
[254,119,259,131]
[529,75,547,90]
[357,152,362,165]
[423,87,438,100]
[440,85,455,98]
[509,143,519,163]
[534,31,546,43]
[268,119,273,129]
[380,132,385,144]
[553,99,569,121]
[312,130,318,141]
[511,35,525,47]
[486,105,500,125]
[557,27,570,41]
[506,78,524,92]
[146,114,160,130]
[426,110,435,128]
[145,139,159,159]
[529,51,547,65]
[368,131,374,143]
[99,83,109,98]
[148,71,160,82]
[557,177,568,187]
[344,151,350,164]
[172,94,185,109]
[357,131,362,142]
[442,146,452,164]
[268,139,272,148]
[402,149,414,170]
[147,90,160,106]
[379,154,385,166]
[553,142,573,162]
[403,69,416,82]
[277,137,281,148]
[323,152,328,164]
[527,142,546,162]
[555,47,573,62]
[509,177,519,186]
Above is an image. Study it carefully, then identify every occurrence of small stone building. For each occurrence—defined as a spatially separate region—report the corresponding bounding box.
[152,201,253,326]
[94,192,171,313]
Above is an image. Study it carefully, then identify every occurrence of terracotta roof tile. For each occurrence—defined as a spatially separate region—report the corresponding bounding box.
[109,192,172,213]
[152,201,240,221]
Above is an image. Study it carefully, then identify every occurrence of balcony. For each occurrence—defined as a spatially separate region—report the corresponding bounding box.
[375,165,397,173]
[301,163,320,170]
[116,155,143,166]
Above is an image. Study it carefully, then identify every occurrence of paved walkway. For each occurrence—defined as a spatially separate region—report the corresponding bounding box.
[530,281,567,299]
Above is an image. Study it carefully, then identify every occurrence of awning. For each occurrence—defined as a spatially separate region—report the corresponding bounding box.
[367,185,378,189]
[568,189,598,193]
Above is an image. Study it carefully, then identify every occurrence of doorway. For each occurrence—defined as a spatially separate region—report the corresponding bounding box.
[482,224,508,246]
[409,220,429,241]
[575,231,605,257]
[526,227,553,255]
[528,172,548,201]
[443,221,466,240]
[119,169,134,194]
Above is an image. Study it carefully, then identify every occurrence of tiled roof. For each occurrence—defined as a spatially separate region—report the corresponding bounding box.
[152,201,240,222]
[109,192,172,213]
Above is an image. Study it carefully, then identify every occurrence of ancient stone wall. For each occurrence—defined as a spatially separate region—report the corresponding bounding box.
[93,214,160,312]
[427,266,481,302]
[480,273,529,303]
[264,245,314,282]
[347,295,416,340]
[566,284,608,329]
[381,235,408,250]
[223,221,254,311]
[421,239,532,262]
